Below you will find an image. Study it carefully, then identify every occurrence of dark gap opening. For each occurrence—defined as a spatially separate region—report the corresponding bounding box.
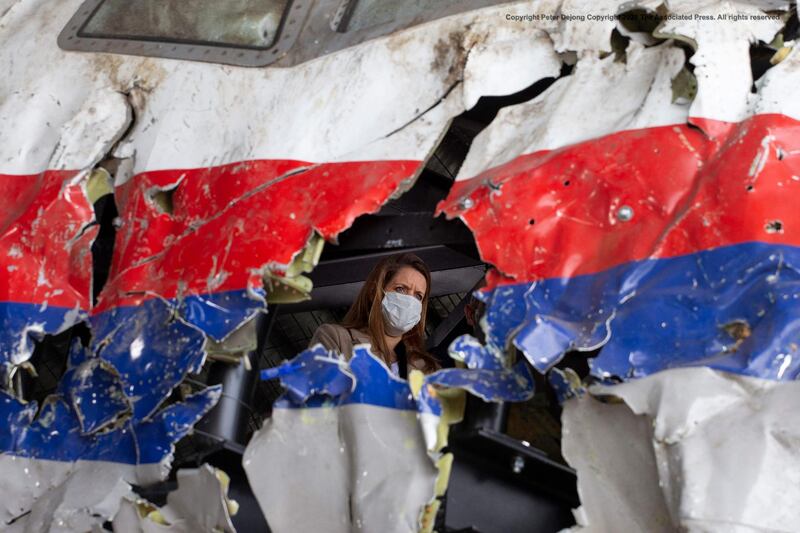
[609,28,630,63]
[785,6,799,41]
[91,186,119,305]
[24,323,91,407]
[250,67,576,418]
[617,8,662,36]
[750,42,777,91]
[749,7,797,92]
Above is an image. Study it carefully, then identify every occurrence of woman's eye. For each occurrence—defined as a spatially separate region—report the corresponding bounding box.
[395,286,406,293]
[415,294,423,301]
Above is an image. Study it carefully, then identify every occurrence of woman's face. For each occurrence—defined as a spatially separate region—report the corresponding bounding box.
[384,266,427,302]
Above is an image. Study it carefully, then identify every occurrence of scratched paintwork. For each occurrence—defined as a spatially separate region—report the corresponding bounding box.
[247,343,532,532]
[3,0,799,531]
[0,0,594,529]
[440,2,800,381]
[435,2,800,531]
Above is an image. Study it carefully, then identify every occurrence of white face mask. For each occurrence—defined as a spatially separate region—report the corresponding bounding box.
[381,291,422,337]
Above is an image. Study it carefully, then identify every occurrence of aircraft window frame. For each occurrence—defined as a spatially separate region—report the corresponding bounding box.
[58,0,312,67]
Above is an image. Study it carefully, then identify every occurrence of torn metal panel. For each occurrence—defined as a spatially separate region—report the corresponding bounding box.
[113,464,237,533]
[246,347,436,533]
[562,391,672,533]
[0,383,219,473]
[446,114,800,379]
[90,297,208,420]
[247,343,535,532]
[435,335,535,402]
[455,40,689,180]
[0,383,220,529]
[656,1,785,125]
[461,26,562,109]
[1,337,220,526]
[440,2,800,381]
[97,157,424,343]
[0,43,131,372]
[0,170,96,370]
[563,368,800,532]
[259,345,355,405]
[6,467,133,533]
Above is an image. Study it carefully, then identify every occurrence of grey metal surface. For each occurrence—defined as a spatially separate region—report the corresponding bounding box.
[58,0,512,67]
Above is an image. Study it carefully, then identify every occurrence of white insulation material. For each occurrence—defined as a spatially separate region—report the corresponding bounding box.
[562,368,800,532]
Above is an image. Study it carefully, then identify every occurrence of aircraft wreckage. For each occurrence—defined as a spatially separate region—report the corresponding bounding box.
[1,0,799,531]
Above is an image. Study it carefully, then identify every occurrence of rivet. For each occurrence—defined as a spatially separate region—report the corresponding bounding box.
[616,205,634,222]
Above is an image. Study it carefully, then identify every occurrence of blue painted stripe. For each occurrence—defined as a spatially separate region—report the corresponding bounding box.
[0,386,220,464]
[481,241,800,381]
[0,288,254,463]
[0,302,87,366]
[178,287,265,342]
[271,347,419,412]
[90,297,207,420]
[268,345,535,415]
[89,288,263,420]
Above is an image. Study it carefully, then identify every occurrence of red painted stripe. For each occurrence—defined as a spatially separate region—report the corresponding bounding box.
[439,114,800,285]
[95,158,421,312]
[0,170,95,309]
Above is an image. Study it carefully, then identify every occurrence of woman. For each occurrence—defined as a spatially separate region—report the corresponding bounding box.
[309,252,440,376]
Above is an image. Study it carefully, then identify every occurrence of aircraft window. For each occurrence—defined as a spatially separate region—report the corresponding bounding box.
[82,0,288,48]
[58,0,309,67]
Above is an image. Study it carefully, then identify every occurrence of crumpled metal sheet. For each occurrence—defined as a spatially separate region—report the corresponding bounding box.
[434,335,535,402]
[113,464,237,533]
[5,462,135,533]
[0,170,95,370]
[439,1,800,381]
[0,75,132,372]
[0,287,221,530]
[259,345,355,405]
[90,297,208,420]
[0,379,220,529]
[461,23,562,109]
[246,343,532,532]
[562,368,800,532]
[1,0,593,527]
[246,346,437,533]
